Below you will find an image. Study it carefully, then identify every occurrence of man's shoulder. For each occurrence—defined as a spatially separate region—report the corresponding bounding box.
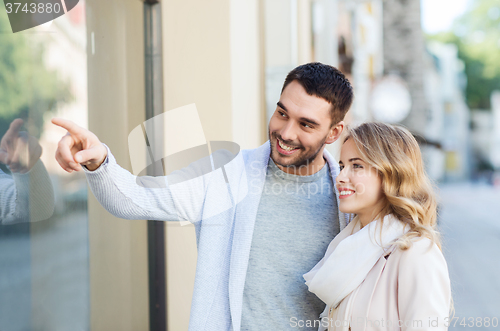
[240,141,270,161]
[323,148,339,172]
[209,141,267,165]
[242,140,269,153]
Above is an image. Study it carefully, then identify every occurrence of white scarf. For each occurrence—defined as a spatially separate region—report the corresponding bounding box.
[303,214,409,310]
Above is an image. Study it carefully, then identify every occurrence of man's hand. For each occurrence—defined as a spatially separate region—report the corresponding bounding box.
[0,119,42,173]
[51,118,108,172]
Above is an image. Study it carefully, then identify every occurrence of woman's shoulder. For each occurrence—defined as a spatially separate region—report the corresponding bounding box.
[405,236,440,253]
[391,237,448,271]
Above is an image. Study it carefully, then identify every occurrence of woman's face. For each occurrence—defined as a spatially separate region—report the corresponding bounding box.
[336,138,386,226]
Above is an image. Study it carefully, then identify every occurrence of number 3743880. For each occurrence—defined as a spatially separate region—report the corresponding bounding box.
[444,317,498,328]
[5,2,62,14]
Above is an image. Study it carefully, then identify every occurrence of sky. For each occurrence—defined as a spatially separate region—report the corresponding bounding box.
[421,0,471,34]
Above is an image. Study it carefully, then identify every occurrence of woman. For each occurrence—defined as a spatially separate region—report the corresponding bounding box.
[304,122,451,331]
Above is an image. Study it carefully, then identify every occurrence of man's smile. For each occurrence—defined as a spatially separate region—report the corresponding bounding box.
[276,137,300,155]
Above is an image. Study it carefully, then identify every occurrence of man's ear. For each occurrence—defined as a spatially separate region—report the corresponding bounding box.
[325,121,345,144]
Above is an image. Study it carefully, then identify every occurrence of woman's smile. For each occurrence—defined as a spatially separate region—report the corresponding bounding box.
[338,187,355,199]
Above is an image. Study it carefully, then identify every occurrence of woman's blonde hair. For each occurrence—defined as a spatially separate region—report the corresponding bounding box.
[344,122,441,250]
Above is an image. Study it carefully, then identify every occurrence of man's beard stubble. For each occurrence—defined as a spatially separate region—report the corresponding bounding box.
[268,130,328,171]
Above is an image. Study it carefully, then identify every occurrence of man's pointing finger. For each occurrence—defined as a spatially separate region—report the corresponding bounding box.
[3,118,24,140]
[51,117,84,135]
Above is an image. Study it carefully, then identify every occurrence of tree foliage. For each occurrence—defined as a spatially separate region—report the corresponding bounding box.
[427,0,500,109]
[0,8,71,138]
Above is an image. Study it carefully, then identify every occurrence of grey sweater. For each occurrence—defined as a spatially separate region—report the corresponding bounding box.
[241,158,339,330]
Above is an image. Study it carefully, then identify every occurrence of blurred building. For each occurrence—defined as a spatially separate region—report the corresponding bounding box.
[491,91,500,170]
[383,0,427,134]
[470,91,500,184]
[423,41,471,182]
[331,1,471,183]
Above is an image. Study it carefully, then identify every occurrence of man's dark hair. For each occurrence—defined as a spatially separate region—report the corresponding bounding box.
[281,62,353,126]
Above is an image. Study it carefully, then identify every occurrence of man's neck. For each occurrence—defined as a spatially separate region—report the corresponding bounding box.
[275,155,326,176]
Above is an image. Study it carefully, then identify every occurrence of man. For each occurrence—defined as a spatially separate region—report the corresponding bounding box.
[52,62,353,330]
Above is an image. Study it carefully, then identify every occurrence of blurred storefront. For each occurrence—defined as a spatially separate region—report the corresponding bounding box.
[0,2,90,331]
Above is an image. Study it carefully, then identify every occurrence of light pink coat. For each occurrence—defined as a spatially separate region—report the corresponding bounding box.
[327,237,451,331]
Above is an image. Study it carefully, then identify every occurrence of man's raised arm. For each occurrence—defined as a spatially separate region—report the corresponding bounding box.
[51,118,238,224]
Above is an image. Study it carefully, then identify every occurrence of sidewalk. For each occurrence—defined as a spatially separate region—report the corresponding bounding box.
[438,182,500,330]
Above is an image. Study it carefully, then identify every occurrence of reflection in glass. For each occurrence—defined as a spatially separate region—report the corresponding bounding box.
[0,118,54,224]
[0,2,89,331]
